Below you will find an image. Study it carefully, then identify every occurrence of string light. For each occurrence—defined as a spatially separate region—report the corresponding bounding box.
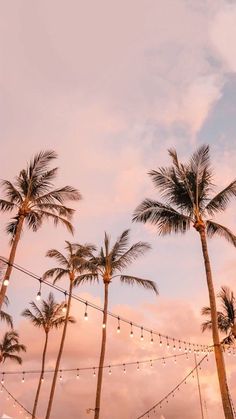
[137,362,140,371]
[36,279,42,301]
[130,323,134,338]
[136,355,208,419]
[1,373,4,385]
[0,383,33,417]
[117,317,121,333]
[59,371,62,381]
[76,369,80,379]
[3,278,9,286]
[123,364,126,374]
[108,366,112,375]
[140,327,144,341]
[93,368,96,377]
[0,257,211,354]
[84,302,88,320]
[150,331,154,344]
[21,372,25,383]
[159,334,162,347]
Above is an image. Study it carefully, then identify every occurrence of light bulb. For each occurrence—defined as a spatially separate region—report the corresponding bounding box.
[117,325,120,333]
[102,323,106,329]
[130,330,134,338]
[62,305,67,313]
[3,279,9,286]
[84,311,88,320]
[36,291,41,301]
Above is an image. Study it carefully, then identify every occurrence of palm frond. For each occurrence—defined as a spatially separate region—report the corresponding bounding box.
[0,310,13,328]
[39,211,74,234]
[3,354,23,365]
[25,211,42,232]
[218,286,235,324]
[0,199,16,212]
[35,187,82,205]
[206,221,236,247]
[73,273,99,287]
[205,180,236,216]
[1,180,23,204]
[120,275,158,294]
[111,230,130,258]
[42,267,68,282]
[113,242,151,271]
[45,249,69,267]
[133,199,191,235]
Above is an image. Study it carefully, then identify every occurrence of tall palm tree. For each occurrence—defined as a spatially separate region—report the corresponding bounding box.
[22,292,75,419]
[0,150,81,309]
[43,241,96,419]
[0,330,26,364]
[202,286,236,346]
[74,229,158,419]
[133,145,236,419]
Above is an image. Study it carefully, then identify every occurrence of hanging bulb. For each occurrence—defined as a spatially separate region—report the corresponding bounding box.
[150,331,154,344]
[140,327,144,341]
[117,317,121,333]
[84,303,88,320]
[102,323,106,329]
[76,369,80,379]
[130,323,134,338]
[150,360,153,368]
[159,335,162,347]
[173,340,176,351]
[123,364,126,374]
[59,371,62,381]
[1,373,4,385]
[174,356,177,364]
[93,368,96,377]
[3,279,9,286]
[41,376,44,383]
[21,372,25,383]
[36,291,41,301]
[166,338,170,349]
[36,280,42,301]
[137,362,140,371]
[162,358,166,366]
[178,340,182,351]
[108,366,112,375]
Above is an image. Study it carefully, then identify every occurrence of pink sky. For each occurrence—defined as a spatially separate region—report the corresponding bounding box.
[1,1,236,418]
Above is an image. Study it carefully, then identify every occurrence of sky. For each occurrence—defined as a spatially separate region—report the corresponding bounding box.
[0,0,236,418]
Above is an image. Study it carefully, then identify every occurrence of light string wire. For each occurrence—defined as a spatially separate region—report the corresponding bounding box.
[0,257,211,352]
[136,354,208,418]
[0,352,190,378]
[1,382,35,418]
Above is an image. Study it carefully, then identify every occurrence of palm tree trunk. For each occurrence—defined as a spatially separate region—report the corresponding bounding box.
[0,215,24,310]
[94,282,109,419]
[32,331,49,419]
[199,227,233,419]
[45,280,73,419]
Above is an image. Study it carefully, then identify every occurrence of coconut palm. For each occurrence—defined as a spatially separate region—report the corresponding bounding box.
[0,330,26,364]
[74,229,157,419]
[0,150,81,309]
[22,292,75,419]
[202,286,236,346]
[43,241,96,419]
[133,145,236,418]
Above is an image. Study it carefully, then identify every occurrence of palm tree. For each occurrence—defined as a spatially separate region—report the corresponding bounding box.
[22,292,75,419]
[0,150,81,309]
[0,330,26,364]
[202,286,236,346]
[43,241,96,419]
[74,229,158,419]
[133,145,236,419]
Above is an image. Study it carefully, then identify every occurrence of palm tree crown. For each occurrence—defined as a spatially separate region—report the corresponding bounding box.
[0,331,26,364]
[133,145,236,243]
[43,241,97,284]
[22,292,75,333]
[202,286,236,345]
[74,229,157,292]
[0,150,81,237]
